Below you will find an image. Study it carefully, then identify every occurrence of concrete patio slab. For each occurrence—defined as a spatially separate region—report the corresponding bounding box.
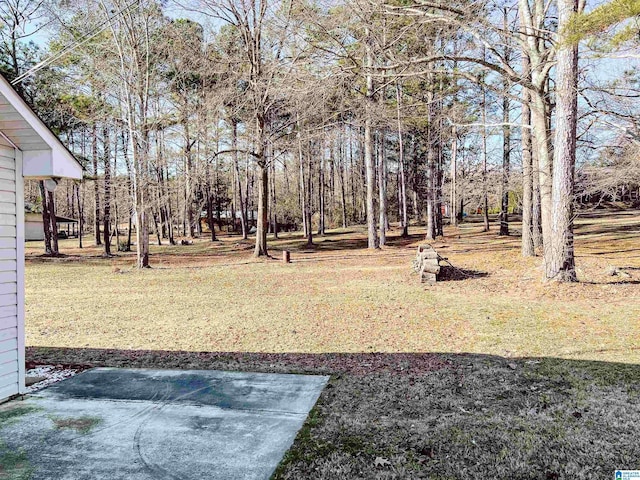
[0,368,329,480]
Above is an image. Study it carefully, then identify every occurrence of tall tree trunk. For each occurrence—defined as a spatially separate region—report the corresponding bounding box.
[153,208,162,245]
[122,129,134,252]
[396,81,409,237]
[254,115,268,257]
[128,119,149,268]
[103,125,112,255]
[531,91,553,251]
[306,145,314,246]
[481,74,490,232]
[364,27,378,249]
[435,124,444,237]
[184,115,195,238]
[271,146,279,239]
[500,83,511,236]
[425,87,437,241]
[546,0,579,281]
[532,144,543,249]
[206,161,216,242]
[93,123,102,245]
[521,53,535,257]
[231,122,248,240]
[450,125,458,228]
[499,7,511,237]
[349,133,357,224]
[338,132,348,229]
[113,131,121,251]
[318,145,325,236]
[299,126,308,238]
[378,130,387,246]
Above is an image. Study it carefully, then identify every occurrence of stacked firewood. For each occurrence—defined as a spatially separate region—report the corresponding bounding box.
[414,244,441,285]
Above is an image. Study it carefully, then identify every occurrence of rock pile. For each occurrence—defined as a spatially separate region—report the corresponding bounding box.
[414,244,441,285]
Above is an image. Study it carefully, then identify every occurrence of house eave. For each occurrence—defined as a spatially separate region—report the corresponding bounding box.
[0,74,83,180]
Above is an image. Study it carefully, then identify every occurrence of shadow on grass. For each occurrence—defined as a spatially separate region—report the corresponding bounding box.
[25,346,640,382]
[24,347,640,480]
[438,265,489,281]
[574,221,640,236]
[278,233,424,253]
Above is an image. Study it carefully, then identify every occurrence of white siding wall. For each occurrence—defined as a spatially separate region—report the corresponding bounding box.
[0,145,20,402]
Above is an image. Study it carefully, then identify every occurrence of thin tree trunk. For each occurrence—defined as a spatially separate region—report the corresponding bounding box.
[306,143,313,246]
[113,130,121,251]
[299,127,308,238]
[378,129,387,246]
[185,117,195,238]
[47,190,59,255]
[450,125,458,228]
[93,123,102,245]
[435,122,444,237]
[396,81,409,237]
[364,27,378,249]
[121,129,134,252]
[206,157,216,242]
[76,182,83,249]
[338,132,348,229]
[254,115,269,257]
[103,125,112,255]
[532,145,543,249]
[521,53,535,256]
[426,86,437,241]
[153,208,162,245]
[500,81,511,236]
[39,181,52,255]
[318,144,325,236]
[481,71,490,232]
[349,132,356,224]
[231,122,248,239]
[532,91,552,251]
[499,8,511,237]
[271,144,279,239]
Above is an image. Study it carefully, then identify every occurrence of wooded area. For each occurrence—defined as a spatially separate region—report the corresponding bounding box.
[2,0,639,280]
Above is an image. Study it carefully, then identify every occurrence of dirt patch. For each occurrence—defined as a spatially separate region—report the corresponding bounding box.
[51,416,101,434]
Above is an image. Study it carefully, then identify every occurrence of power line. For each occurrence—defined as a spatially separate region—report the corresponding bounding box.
[11,0,141,86]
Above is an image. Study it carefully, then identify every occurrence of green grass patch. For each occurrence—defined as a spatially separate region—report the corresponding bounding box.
[0,407,37,429]
[0,443,32,480]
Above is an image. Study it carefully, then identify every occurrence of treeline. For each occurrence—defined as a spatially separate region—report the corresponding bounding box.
[1,0,638,281]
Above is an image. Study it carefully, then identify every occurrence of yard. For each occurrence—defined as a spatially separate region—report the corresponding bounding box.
[23,210,640,479]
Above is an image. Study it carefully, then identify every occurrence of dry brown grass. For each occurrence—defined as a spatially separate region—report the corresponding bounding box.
[24,210,640,363]
[22,210,640,480]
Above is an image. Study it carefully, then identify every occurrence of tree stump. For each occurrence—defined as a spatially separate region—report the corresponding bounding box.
[283,250,291,263]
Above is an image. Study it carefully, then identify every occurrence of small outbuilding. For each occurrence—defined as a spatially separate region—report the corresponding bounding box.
[0,74,82,403]
[25,212,79,241]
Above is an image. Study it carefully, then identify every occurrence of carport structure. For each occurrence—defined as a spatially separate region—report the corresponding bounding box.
[0,74,82,403]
